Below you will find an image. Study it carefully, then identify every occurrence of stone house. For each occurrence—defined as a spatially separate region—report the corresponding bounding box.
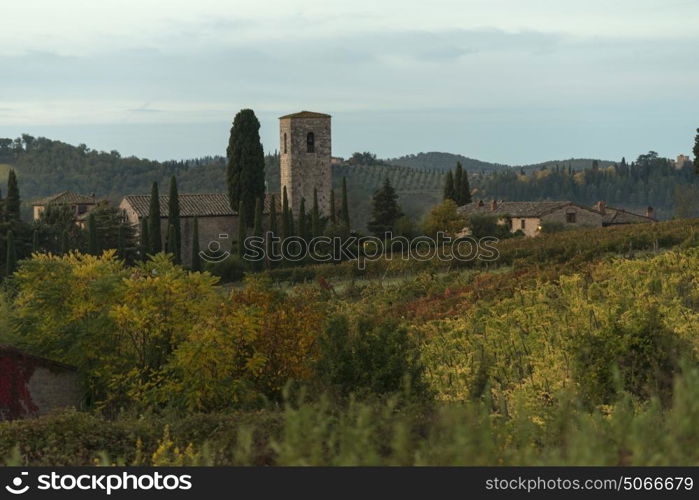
[31,191,99,222]
[119,193,280,265]
[0,345,81,420]
[458,200,654,237]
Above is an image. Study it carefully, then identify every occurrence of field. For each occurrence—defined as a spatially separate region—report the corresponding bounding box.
[2,219,699,465]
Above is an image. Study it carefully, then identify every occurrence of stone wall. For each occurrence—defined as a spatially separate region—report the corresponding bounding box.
[26,366,82,417]
[280,116,332,216]
[541,206,604,228]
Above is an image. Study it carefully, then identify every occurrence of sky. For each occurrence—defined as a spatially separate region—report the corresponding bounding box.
[0,0,698,165]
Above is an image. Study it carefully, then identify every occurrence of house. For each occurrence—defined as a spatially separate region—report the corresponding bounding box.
[0,345,81,420]
[119,193,281,265]
[31,191,98,222]
[458,200,654,237]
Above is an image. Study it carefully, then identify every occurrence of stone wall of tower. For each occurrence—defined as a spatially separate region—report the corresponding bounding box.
[279,116,331,216]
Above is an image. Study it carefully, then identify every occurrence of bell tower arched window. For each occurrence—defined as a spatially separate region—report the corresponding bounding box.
[306,132,315,153]
[283,133,287,154]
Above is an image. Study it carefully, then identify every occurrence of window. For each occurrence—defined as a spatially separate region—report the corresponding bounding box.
[520,219,525,230]
[306,132,315,153]
[283,133,287,154]
[77,204,88,215]
[566,212,576,223]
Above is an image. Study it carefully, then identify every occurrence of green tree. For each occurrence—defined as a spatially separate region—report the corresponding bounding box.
[454,162,464,205]
[693,128,699,174]
[268,194,277,269]
[166,176,181,263]
[329,188,336,225]
[298,197,308,241]
[117,225,125,260]
[237,201,247,259]
[340,177,350,229]
[226,109,265,226]
[460,168,472,205]
[139,217,149,261]
[32,229,39,253]
[5,169,20,221]
[281,186,290,239]
[443,170,456,201]
[166,224,177,259]
[5,230,16,276]
[87,212,99,255]
[59,230,69,255]
[148,182,162,254]
[191,216,201,272]
[252,198,264,271]
[311,188,320,238]
[367,177,403,237]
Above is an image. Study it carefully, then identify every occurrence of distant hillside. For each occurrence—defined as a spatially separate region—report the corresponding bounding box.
[385,152,508,173]
[517,158,616,174]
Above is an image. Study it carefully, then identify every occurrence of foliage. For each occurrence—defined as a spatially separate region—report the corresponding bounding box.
[421,200,467,237]
[148,182,161,254]
[367,177,403,237]
[226,109,265,226]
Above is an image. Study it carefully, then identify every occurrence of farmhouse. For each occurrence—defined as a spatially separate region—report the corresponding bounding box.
[0,345,81,420]
[458,200,655,237]
[31,190,99,222]
[119,193,281,265]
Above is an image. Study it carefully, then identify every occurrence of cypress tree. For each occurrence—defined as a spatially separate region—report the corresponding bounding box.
[281,186,290,239]
[5,169,20,221]
[329,188,336,224]
[298,197,308,241]
[148,182,162,254]
[311,188,320,237]
[454,162,464,205]
[0,188,4,221]
[340,177,350,229]
[460,169,472,205]
[166,224,176,260]
[5,230,16,276]
[60,230,69,255]
[167,176,181,263]
[191,216,201,272]
[268,195,277,269]
[367,177,403,237]
[32,229,39,253]
[87,212,99,255]
[237,201,247,259]
[443,170,456,201]
[226,109,265,226]
[139,217,150,261]
[693,128,699,174]
[117,224,125,260]
[253,198,263,271]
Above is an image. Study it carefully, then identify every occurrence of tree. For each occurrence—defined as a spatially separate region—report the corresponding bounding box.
[329,188,336,225]
[298,197,308,241]
[59,230,69,255]
[694,128,699,174]
[252,198,264,271]
[340,177,350,229]
[139,217,149,261]
[87,212,99,255]
[281,186,290,239]
[237,201,247,259]
[443,170,456,201]
[191,216,201,272]
[117,225,125,260]
[32,229,39,253]
[5,169,20,221]
[454,162,463,205]
[148,182,162,254]
[268,195,277,269]
[165,224,177,260]
[422,200,468,237]
[166,176,181,263]
[460,168,472,205]
[311,188,320,238]
[5,230,16,276]
[226,109,265,226]
[367,177,403,237]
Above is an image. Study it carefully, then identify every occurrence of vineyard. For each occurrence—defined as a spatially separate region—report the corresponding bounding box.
[2,218,699,464]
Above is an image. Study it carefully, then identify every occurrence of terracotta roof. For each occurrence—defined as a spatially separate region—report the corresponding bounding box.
[458,200,580,218]
[279,111,331,119]
[603,207,656,224]
[32,191,97,206]
[122,193,281,218]
[0,345,77,372]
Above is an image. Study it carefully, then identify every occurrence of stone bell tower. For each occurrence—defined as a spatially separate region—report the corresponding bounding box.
[279,111,331,215]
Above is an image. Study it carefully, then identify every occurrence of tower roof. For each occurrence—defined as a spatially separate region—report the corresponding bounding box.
[279,111,331,119]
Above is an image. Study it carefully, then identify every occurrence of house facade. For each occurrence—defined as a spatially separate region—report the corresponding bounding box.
[458,200,655,237]
[31,191,98,222]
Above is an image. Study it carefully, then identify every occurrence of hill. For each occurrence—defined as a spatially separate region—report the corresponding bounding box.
[385,152,508,173]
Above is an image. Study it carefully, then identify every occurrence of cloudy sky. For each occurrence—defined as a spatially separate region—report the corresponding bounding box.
[1,0,697,164]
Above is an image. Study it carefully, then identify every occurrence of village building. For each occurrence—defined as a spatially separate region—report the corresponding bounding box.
[31,190,98,222]
[458,200,655,237]
[0,345,81,420]
[119,193,280,265]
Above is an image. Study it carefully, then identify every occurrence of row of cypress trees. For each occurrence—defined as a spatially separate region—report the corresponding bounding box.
[443,161,472,206]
